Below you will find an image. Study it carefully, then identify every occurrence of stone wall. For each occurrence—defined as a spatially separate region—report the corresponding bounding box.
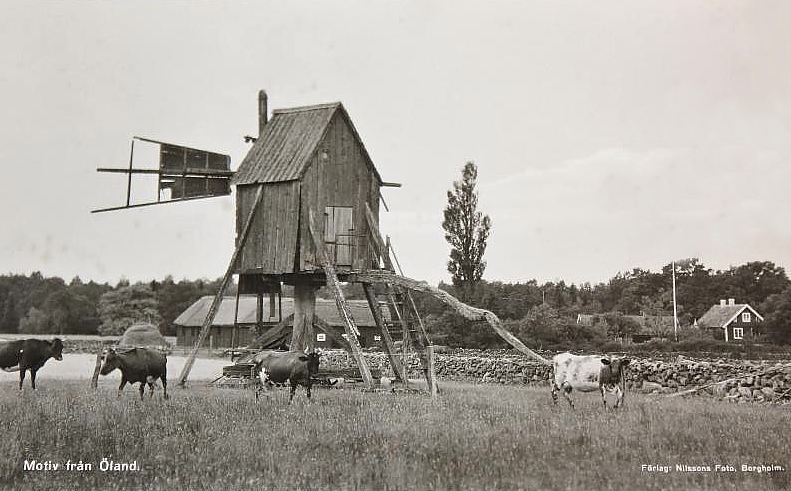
[319,350,791,403]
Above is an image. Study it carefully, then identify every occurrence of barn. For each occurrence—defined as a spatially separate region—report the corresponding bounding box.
[174,295,389,349]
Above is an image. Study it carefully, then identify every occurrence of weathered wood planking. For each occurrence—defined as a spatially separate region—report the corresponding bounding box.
[235,181,300,274]
[297,112,379,272]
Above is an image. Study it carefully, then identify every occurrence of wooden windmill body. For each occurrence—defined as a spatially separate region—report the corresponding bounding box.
[221,92,426,390]
[95,90,550,396]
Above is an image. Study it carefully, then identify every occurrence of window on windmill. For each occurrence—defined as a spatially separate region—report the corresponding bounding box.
[742,312,751,323]
[316,333,326,342]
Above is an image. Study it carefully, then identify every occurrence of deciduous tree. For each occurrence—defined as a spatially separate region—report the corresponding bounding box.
[442,162,492,299]
[98,283,162,336]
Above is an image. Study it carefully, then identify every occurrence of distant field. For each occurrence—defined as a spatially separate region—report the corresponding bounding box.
[1,380,789,491]
[0,334,178,344]
[0,354,227,383]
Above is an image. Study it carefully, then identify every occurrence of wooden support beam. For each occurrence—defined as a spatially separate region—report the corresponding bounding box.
[177,185,265,386]
[312,316,353,354]
[90,352,103,389]
[307,209,374,389]
[362,282,408,384]
[243,314,295,352]
[291,283,318,352]
[425,345,437,396]
[353,270,551,365]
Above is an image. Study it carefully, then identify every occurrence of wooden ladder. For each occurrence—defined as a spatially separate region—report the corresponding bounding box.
[364,203,438,396]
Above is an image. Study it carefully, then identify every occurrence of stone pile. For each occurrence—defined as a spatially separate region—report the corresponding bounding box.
[318,349,791,403]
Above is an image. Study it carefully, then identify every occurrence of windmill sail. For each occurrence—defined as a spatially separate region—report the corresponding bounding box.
[92,136,233,213]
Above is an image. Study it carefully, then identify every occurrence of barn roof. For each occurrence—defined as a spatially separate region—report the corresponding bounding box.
[231,102,382,186]
[173,295,385,328]
[698,303,763,328]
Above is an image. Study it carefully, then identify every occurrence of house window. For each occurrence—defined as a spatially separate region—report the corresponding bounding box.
[374,335,382,342]
[316,333,326,342]
[742,312,751,323]
[733,327,744,340]
[341,334,348,339]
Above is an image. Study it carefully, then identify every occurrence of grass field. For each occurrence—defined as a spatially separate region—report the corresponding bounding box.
[1,379,789,491]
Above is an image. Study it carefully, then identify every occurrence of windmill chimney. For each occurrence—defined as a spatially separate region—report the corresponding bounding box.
[720,299,727,307]
[728,298,735,306]
[258,90,268,136]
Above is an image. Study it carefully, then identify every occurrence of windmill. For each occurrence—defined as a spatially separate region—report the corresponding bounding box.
[95,90,549,395]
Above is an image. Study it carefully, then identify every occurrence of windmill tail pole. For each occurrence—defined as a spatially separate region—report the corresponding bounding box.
[354,271,551,365]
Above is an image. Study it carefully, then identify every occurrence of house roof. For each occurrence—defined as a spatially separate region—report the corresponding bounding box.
[698,303,763,329]
[231,102,382,186]
[173,295,386,328]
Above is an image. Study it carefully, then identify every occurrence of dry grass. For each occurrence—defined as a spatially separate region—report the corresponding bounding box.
[1,380,789,491]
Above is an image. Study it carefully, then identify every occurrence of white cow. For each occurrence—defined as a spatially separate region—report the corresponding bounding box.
[550,352,631,409]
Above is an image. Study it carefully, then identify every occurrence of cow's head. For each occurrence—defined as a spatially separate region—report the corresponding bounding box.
[99,349,121,376]
[50,338,64,361]
[600,357,630,384]
[303,351,320,375]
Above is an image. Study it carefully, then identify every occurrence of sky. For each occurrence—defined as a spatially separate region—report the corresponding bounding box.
[1,1,789,287]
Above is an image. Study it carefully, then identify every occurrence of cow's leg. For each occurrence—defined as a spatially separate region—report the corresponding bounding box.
[306,379,312,400]
[615,385,624,408]
[551,383,559,405]
[161,377,169,400]
[19,369,26,390]
[30,369,37,390]
[138,382,145,400]
[289,380,297,403]
[561,382,574,408]
[117,379,127,397]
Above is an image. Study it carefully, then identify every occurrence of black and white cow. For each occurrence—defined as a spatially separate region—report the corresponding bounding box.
[0,338,64,389]
[551,352,631,409]
[253,350,320,403]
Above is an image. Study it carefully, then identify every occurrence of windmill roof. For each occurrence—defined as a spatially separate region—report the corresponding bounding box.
[173,295,385,328]
[698,303,763,328]
[231,102,381,186]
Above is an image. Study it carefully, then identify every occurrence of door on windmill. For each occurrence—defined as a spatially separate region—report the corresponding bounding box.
[324,206,354,267]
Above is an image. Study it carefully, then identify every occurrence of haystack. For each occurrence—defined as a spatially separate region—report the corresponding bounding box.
[118,323,169,350]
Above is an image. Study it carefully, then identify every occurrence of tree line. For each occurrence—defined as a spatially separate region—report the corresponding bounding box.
[410,259,791,349]
[0,273,225,337]
[1,258,789,346]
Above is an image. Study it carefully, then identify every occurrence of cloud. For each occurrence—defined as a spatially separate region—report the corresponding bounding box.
[477,145,791,283]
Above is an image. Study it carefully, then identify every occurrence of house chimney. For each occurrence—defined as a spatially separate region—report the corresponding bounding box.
[258,90,268,136]
[728,298,735,306]
[720,299,726,307]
